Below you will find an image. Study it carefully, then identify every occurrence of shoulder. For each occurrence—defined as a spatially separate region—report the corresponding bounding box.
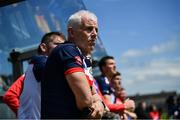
[96,75,105,83]
[30,55,47,65]
[61,42,79,53]
[54,42,81,58]
[9,74,25,90]
[55,42,76,51]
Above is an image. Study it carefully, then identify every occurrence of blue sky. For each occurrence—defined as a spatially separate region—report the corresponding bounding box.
[84,0,180,95]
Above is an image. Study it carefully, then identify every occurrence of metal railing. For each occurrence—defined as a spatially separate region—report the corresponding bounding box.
[8,45,38,81]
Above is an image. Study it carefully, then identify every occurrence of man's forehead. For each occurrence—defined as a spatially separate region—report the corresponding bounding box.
[106,59,115,64]
[114,76,121,80]
[81,16,98,26]
[51,36,64,42]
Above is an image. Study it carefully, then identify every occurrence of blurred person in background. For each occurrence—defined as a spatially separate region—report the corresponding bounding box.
[96,56,117,103]
[115,88,137,120]
[166,95,176,118]
[113,85,137,119]
[96,56,135,119]
[111,71,122,92]
[149,104,160,120]
[3,32,65,118]
[135,101,150,119]
[173,96,180,119]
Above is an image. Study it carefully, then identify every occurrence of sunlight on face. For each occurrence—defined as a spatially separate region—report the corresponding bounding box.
[75,15,98,55]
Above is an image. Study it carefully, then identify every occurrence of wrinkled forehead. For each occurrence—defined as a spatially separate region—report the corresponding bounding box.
[81,15,98,27]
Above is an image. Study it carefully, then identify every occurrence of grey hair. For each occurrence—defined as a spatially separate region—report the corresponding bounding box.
[67,10,97,30]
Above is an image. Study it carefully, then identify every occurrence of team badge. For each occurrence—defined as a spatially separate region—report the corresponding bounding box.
[74,56,82,65]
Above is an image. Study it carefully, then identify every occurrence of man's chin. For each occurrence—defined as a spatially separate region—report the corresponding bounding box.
[86,48,94,55]
[91,45,95,49]
[112,71,117,74]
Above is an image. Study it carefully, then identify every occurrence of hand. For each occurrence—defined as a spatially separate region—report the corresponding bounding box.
[124,99,135,112]
[92,93,102,103]
[120,113,128,120]
[89,100,105,119]
[124,110,137,119]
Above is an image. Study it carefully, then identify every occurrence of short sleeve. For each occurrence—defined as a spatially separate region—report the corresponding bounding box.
[59,45,84,75]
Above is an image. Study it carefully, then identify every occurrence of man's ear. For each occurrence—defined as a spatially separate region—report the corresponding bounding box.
[102,66,107,73]
[39,43,47,53]
[68,27,74,37]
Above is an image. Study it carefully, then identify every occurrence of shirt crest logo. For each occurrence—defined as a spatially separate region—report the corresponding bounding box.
[74,56,82,65]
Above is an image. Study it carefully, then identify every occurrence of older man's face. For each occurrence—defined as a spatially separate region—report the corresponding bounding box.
[74,16,98,55]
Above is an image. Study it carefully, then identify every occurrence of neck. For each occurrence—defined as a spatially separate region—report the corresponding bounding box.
[68,38,74,43]
[68,38,91,56]
[78,47,91,57]
[103,73,113,82]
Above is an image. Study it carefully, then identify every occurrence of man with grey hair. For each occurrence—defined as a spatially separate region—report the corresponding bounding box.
[41,10,105,119]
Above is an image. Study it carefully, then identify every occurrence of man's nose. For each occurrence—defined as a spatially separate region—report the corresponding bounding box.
[91,28,98,39]
[114,65,116,70]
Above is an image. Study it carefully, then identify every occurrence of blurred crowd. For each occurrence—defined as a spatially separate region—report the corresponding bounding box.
[135,95,180,120]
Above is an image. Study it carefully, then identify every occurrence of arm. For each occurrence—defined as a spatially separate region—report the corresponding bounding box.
[124,110,137,119]
[66,72,105,118]
[124,99,136,112]
[3,74,25,115]
[91,85,103,102]
[62,46,105,118]
[95,80,125,113]
[88,84,106,118]
[104,98,126,113]
[66,72,93,110]
[104,94,112,103]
